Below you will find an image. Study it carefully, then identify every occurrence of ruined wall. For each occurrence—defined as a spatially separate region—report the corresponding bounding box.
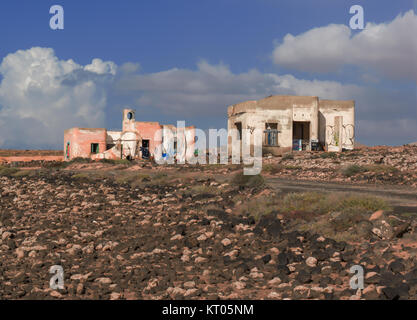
[121,131,139,159]
[64,108,196,161]
[106,131,121,144]
[319,100,355,150]
[228,96,319,156]
[64,128,107,160]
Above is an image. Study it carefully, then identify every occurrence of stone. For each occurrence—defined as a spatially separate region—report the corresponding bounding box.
[110,292,121,300]
[183,281,196,289]
[388,260,405,274]
[95,277,112,285]
[369,210,384,221]
[306,257,318,268]
[232,281,246,290]
[268,277,282,286]
[296,270,312,284]
[15,248,25,259]
[76,283,85,295]
[293,285,310,299]
[267,292,281,299]
[221,238,232,247]
[50,290,62,298]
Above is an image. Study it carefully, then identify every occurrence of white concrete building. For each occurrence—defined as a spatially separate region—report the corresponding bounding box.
[227,95,355,156]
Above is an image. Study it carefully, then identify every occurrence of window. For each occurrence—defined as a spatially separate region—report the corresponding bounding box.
[264,123,279,146]
[65,142,70,159]
[91,143,99,154]
[127,112,133,120]
[235,122,242,140]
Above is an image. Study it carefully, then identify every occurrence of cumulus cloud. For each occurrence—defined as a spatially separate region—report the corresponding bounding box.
[273,10,417,81]
[0,47,115,149]
[84,58,117,75]
[119,62,140,74]
[114,60,362,117]
[0,47,414,149]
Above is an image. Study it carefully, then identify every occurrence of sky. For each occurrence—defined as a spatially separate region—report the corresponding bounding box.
[0,0,416,149]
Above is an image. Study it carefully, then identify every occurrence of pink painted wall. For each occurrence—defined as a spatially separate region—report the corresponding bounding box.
[135,122,163,156]
[64,128,107,160]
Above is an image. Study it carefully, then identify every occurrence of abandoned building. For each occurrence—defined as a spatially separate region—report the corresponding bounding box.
[64,109,195,161]
[227,95,355,156]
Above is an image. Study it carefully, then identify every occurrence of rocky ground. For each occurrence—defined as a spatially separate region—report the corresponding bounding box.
[1,150,417,300]
[262,145,417,187]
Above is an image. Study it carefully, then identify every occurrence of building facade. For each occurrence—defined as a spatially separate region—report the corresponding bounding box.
[227,95,355,156]
[64,109,195,161]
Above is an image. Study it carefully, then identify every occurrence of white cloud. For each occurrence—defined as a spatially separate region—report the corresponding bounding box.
[119,62,140,74]
[0,47,115,149]
[85,58,117,75]
[273,10,417,81]
[115,60,362,117]
[0,47,414,149]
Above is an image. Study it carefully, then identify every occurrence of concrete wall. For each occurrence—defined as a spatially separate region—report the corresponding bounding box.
[228,95,320,156]
[106,131,121,144]
[319,100,355,150]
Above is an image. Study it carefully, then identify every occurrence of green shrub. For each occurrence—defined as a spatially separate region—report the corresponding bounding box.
[231,172,265,189]
[69,157,92,163]
[282,153,294,160]
[342,164,367,177]
[262,164,283,174]
[12,170,32,177]
[100,159,131,165]
[238,190,391,241]
[365,164,399,174]
[71,173,93,182]
[280,192,330,214]
[319,152,338,159]
[0,166,19,176]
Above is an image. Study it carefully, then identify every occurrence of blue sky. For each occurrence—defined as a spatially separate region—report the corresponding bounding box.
[0,0,415,148]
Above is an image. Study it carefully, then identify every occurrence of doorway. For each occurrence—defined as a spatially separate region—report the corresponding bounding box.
[141,139,150,159]
[293,121,310,151]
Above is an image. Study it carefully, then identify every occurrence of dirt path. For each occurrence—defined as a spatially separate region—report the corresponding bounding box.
[265,177,417,214]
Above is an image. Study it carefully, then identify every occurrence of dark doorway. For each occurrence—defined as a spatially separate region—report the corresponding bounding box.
[142,140,149,149]
[235,122,242,140]
[293,122,310,151]
[141,140,150,159]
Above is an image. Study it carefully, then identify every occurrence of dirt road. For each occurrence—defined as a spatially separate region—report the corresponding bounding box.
[266,177,417,214]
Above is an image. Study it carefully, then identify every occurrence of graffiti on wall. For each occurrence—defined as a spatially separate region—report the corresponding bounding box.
[326,124,355,147]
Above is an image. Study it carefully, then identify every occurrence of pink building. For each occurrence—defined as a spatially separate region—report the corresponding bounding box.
[64,109,195,161]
